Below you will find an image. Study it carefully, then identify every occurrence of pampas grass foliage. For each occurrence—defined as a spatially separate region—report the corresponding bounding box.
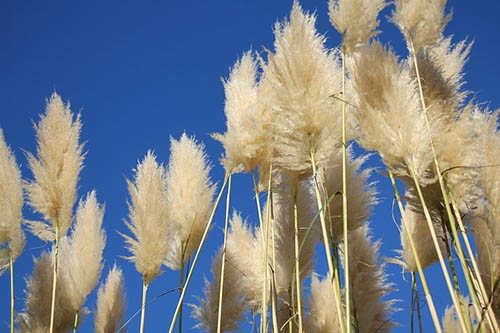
[4,1,500,332]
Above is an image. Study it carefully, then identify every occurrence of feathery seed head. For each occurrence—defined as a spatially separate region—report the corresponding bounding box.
[349,41,434,182]
[391,0,451,52]
[95,264,127,333]
[191,247,247,332]
[122,150,169,284]
[213,51,272,174]
[25,92,84,240]
[0,129,25,274]
[329,0,386,53]
[17,250,80,332]
[320,147,378,242]
[192,211,266,331]
[415,37,471,115]
[164,134,216,270]
[305,273,341,332]
[260,1,346,178]
[267,179,318,294]
[58,190,106,311]
[397,206,445,272]
[347,224,395,332]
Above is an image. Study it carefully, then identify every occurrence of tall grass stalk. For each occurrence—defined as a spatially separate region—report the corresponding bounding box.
[340,34,351,333]
[251,171,268,332]
[408,163,468,331]
[139,280,149,333]
[408,36,482,331]
[388,169,442,332]
[411,272,423,333]
[448,189,499,331]
[293,198,303,332]
[179,247,185,333]
[216,174,232,333]
[72,311,79,333]
[9,255,14,333]
[266,164,279,333]
[49,224,60,333]
[168,175,229,333]
[310,147,345,331]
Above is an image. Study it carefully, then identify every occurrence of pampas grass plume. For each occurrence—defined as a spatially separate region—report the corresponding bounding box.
[213,51,270,174]
[260,1,344,177]
[328,0,386,52]
[164,134,216,270]
[391,0,451,51]
[58,190,106,312]
[95,264,127,333]
[25,92,84,240]
[122,150,169,284]
[0,128,25,273]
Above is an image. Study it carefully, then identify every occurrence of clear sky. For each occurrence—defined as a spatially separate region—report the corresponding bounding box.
[1,0,499,332]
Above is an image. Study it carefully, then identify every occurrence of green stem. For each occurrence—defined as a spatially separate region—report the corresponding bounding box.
[266,163,279,333]
[217,174,232,333]
[9,254,14,333]
[340,35,350,333]
[49,224,60,333]
[408,36,471,332]
[139,280,149,333]
[408,164,467,331]
[168,176,229,333]
[179,249,185,333]
[251,171,268,332]
[448,190,498,332]
[388,169,442,332]
[293,196,303,332]
[72,311,79,333]
[310,147,345,332]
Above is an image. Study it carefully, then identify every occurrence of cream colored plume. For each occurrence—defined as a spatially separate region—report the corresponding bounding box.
[0,129,25,274]
[347,224,395,332]
[305,273,341,332]
[329,0,386,52]
[122,150,169,284]
[267,178,318,295]
[17,251,81,332]
[95,264,127,333]
[25,92,84,241]
[320,147,377,242]
[58,190,106,312]
[348,41,433,183]
[164,134,216,270]
[260,1,345,177]
[213,51,271,174]
[192,212,265,331]
[391,0,451,51]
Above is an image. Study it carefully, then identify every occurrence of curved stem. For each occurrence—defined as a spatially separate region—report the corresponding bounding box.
[217,174,232,333]
[179,249,185,333]
[168,176,229,333]
[251,171,268,332]
[409,164,467,332]
[408,36,471,332]
[310,147,345,332]
[388,169,442,332]
[49,224,60,333]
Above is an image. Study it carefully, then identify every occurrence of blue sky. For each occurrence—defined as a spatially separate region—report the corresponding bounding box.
[1,0,499,332]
